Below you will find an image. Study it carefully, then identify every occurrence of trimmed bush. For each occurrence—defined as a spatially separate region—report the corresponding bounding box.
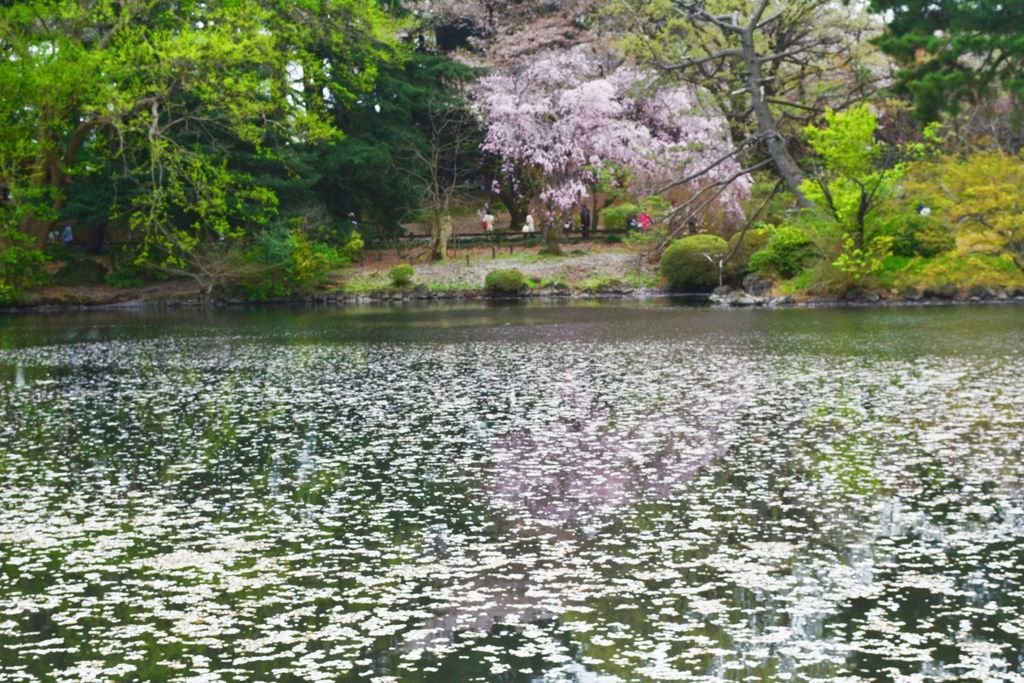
[748,225,815,278]
[389,264,415,287]
[601,203,640,230]
[660,234,728,291]
[484,268,526,294]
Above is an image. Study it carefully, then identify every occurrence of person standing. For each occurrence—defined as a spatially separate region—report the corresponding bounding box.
[61,224,74,247]
[580,205,590,235]
[482,206,495,232]
[522,212,535,233]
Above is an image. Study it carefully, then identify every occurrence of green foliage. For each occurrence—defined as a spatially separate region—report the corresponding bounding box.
[911,221,956,258]
[0,228,48,302]
[340,230,365,263]
[881,211,955,258]
[639,195,671,216]
[746,180,800,228]
[484,268,526,294]
[747,225,815,278]
[103,247,164,288]
[660,234,728,291]
[623,225,669,247]
[52,259,109,286]
[832,235,895,283]
[389,264,415,287]
[801,105,906,284]
[323,52,480,235]
[804,105,880,180]
[244,227,351,300]
[882,253,1024,291]
[904,152,1024,269]
[869,0,1024,120]
[0,0,401,271]
[601,203,641,230]
[801,105,906,235]
[725,226,771,278]
[105,266,145,289]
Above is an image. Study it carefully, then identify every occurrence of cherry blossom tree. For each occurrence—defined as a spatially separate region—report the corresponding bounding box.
[474,47,751,251]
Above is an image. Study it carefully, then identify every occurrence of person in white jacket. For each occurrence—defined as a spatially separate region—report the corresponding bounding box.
[522,213,535,233]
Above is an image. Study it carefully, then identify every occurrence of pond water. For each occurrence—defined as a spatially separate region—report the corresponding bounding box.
[1,302,1023,682]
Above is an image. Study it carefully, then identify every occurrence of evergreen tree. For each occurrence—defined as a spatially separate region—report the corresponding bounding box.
[870,0,1024,120]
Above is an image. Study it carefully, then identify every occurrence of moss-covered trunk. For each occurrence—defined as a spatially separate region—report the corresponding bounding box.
[429,213,452,261]
[544,216,563,256]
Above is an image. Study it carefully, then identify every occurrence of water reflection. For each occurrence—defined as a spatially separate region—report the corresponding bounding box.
[0,303,1022,681]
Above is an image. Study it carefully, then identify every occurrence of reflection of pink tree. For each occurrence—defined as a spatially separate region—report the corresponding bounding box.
[399,358,761,659]
[474,47,751,248]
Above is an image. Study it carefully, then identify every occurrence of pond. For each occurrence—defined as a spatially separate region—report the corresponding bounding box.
[1,302,1023,682]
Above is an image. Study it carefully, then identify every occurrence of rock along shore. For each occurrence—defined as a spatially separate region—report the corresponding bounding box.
[5,280,1024,314]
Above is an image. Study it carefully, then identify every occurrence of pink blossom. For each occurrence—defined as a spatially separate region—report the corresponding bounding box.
[474,47,751,215]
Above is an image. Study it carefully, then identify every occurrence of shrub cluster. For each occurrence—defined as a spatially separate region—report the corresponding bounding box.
[725,227,771,278]
[52,258,108,286]
[884,212,955,258]
[243,226,362,300]
[748,225,815,278]
[389,264,415,287]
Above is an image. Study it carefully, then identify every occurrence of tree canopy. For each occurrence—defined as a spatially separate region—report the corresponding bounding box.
[0,0,400,258]
[870,0,1024,121]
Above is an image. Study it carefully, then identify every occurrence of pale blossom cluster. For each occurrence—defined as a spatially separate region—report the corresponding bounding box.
[474,47,751,215]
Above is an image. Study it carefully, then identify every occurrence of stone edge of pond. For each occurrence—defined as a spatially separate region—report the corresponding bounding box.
[0,286,678,313]
[4,286,1024,314]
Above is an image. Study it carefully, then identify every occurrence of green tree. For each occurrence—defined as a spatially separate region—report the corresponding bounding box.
[603,0,882,205]
[802,105,906,242]
[869,0,1024,121]
[0,0,398,263]
[801,104,909,281]
[906,152,1024,269]
[322,51,480,242]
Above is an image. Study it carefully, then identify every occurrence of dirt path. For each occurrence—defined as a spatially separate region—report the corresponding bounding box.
[344,244,659,290]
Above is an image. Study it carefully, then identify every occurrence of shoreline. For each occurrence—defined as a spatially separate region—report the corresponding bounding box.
[12,244,1024,314]
[3,282,1024,314]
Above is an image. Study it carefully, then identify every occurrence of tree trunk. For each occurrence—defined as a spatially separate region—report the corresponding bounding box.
[544,215,563,255]
[498,183,529,232]
[88,223,106,254]
[741,31,812,208]
[429,214,452,261]
[585,188,598,240]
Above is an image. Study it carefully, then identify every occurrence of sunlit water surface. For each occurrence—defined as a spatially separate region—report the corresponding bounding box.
[1,303,1023,682]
